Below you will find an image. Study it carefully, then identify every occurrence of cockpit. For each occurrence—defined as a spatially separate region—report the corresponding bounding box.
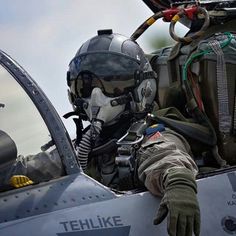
[0,57,74,191]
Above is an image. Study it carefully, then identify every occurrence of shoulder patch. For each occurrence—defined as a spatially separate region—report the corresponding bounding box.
[145,123,165,135]
[148,131,162,141]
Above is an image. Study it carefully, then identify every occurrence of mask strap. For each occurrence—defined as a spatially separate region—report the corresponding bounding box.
[110,94,132,107]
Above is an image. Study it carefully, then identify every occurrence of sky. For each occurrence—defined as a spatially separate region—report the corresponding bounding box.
[0,0,186,137]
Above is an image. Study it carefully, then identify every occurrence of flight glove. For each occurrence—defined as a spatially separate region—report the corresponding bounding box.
[154,167,200,236]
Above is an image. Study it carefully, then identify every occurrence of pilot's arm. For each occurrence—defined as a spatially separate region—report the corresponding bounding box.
[137,128,200,236]
[7,150,64,186]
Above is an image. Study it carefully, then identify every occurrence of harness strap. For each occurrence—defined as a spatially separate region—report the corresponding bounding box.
[208,39,232,133]
[115,119,151,189]
[153,107,217,146]
[233,94,236,134]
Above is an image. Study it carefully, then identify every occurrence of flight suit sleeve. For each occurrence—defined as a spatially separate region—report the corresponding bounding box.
[6,149,65,184]
[137,128,198,196]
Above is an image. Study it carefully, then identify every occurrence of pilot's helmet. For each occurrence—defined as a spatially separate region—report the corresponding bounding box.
[67,29,157,126]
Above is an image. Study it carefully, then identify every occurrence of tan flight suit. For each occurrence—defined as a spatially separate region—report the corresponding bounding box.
[137,128,198,196]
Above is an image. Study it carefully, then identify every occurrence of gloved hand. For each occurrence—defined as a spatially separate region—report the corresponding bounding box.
[154,168,200,236]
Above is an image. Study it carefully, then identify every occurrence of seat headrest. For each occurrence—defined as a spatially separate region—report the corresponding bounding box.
[0,130,17,165]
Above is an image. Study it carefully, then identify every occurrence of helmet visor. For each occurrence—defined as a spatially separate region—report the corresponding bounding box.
[69,53,140,97]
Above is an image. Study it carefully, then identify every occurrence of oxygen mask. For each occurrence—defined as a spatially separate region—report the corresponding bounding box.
[83,87,126,126]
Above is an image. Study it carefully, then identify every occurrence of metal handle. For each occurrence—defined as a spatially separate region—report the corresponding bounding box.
[117,133,144,146]
[169,6,210,43]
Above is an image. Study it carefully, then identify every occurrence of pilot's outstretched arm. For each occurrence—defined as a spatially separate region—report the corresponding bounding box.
[137,128,200,236]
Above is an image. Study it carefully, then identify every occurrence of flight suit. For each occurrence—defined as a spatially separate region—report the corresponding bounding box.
[137,128,198,196]
[87,121,198,195]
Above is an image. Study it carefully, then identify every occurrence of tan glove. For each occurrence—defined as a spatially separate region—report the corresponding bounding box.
[154,168,200,236]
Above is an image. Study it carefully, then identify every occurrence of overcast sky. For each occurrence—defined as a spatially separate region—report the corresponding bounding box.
[0,1,183,136]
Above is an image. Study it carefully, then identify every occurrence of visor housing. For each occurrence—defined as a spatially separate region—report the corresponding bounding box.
[69,52,141,98]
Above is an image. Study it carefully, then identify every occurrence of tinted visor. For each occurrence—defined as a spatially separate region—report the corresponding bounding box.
[69,53,140,98]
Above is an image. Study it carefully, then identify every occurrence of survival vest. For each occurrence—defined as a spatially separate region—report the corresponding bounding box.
[149,19,236,165]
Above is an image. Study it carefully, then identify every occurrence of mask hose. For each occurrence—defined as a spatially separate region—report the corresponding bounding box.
[77,120,102,171]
